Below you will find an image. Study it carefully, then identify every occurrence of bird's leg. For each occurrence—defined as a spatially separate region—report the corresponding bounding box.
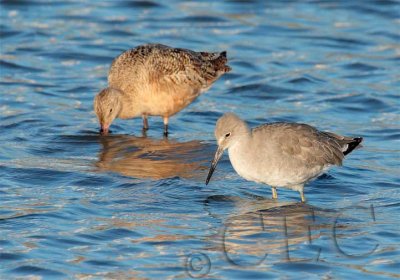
[300,190,306,203]
[272,187,278,200]
[142,115,149,131]
[163,116,169,137]
[141,127,148,138]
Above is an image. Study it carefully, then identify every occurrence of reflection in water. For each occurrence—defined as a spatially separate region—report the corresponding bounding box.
[205,196,334,265]
[95,135,212,180]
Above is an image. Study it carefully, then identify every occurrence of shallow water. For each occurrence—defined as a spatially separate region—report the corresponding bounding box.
[1,0,399,279]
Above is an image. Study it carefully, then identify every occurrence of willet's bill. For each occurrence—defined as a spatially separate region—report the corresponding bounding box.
[94,44,231,136]
[205,113,363,202]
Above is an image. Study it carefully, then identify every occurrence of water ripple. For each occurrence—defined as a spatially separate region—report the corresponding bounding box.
[0,0,399,279]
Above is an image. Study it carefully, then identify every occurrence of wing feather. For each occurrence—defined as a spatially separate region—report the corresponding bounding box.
[255,123,345,167]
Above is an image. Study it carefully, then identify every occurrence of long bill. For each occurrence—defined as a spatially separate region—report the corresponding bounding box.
[100,124,110,136]
[205,146,224,185]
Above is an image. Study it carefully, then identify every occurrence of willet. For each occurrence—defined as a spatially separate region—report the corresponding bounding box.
[205,113,363,202]
[94,44,231,136]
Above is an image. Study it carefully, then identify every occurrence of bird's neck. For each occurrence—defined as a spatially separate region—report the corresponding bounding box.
[228,133,252,160]
[228,134,253,179]
[117,93,141,119]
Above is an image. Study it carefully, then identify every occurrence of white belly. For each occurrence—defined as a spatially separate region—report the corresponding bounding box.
[228,144,329,189]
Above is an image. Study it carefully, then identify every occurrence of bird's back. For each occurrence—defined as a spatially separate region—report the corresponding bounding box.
[252,122,361,168]
[108,44,230,96]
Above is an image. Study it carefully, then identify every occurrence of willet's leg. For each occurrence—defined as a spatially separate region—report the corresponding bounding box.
[272,187,278,200]
[142,115,149,131]
[163,116,169,136]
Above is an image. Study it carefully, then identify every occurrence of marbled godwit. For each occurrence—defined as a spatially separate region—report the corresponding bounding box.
[94,44,231,136]
[206,113,363,202]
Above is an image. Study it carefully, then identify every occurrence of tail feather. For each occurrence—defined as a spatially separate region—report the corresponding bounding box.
[212,51,231,73]
[343,137,363,155]
[199,50,231,86]
[199,50,231,73]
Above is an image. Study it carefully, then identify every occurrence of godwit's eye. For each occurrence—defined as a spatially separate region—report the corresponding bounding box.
[225,132,231,138]
[109,109,113,113]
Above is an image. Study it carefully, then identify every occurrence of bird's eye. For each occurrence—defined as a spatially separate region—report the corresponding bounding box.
[225,132,231,138]
[109,109,113,113]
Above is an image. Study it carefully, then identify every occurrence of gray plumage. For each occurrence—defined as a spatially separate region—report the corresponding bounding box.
[206,113,363,202]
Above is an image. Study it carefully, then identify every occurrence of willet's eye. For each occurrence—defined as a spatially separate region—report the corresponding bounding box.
[225,132,231,138]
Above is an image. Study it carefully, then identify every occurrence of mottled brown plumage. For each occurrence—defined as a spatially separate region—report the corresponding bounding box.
[206,113,363,202]
[94,44,231,135]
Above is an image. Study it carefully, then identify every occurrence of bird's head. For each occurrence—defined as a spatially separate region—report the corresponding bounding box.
[206,113,250,185]
[93,87,123,135]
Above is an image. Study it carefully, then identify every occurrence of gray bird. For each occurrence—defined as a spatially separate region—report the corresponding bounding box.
[206,113,363,202]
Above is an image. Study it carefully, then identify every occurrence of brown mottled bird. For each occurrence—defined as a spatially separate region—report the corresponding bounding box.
[94,44,231,136]
[206,113,363,202]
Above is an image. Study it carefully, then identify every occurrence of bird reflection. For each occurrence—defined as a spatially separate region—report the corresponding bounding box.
[204,196,334,264]
[95,135,212,180]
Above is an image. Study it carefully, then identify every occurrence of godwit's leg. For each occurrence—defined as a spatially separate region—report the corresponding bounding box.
[299,190,306,203]
[163,116,169,136]
[142,115,149,131]
[272,187,278,200]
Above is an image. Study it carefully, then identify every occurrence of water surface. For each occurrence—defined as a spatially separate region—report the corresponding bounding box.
[1,0,399,279]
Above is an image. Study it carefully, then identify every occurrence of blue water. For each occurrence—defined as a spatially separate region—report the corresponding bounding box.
[1,0,399,279]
